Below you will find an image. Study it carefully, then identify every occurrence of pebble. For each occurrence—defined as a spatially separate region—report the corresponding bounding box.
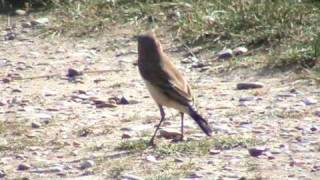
[21,22,32,28]
[233,47,248,56]
[0,99,6,106]
[93,100,117,108]
[159,128,182,139]
[2,77,11,83]
[263,151,275,160]
[217,49,233,59]
[31,122,41,128]
[120,127,133,131]
[30,166,64,173]
[17,163,31,171]
[303,97,317,105]
[145,155,158,163]
[122,174,143,180]
[277,93,296,98]
[310,126,318,132]
[66,68,82,79]
[37,113,52,120]
[202,16,215,24]
[119,96,129,105]
[4,32,16,41]
[0,170,5,178]
[0,137,8,147]
[237,82,264,90]
[15,9,27,15]
[174,158,184,163]
[314,109,320,117]
[121,132,133,139]
[209,149,221,155]
[188,172,204,178]
[239,96,254,102]
[248,146,267,157]
[79,160,95,169]
[31,17,49,26]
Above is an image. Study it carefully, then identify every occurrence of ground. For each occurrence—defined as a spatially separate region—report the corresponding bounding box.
[0,15,320,180]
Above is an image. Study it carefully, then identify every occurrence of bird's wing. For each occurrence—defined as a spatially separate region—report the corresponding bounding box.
[149,56,193,106]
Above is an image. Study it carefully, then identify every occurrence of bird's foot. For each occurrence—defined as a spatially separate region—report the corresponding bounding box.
[148,139,156,147]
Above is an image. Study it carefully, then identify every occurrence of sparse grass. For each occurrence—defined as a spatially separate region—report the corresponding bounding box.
[93,156,134,179]
[0,120,45,153]
[116,138,149,152]
[156,135,259,155]
[145,175,173,180]
[6,0,319,70]
[116,135,259,155]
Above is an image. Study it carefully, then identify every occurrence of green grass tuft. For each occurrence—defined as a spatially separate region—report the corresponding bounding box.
[156,135,258,155]
[116,139,149,152]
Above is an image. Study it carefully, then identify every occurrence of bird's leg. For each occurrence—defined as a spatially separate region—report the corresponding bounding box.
[149,105,165,146]
[180,112,184,141]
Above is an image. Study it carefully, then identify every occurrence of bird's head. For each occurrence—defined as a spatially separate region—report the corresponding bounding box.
[135,32,162,59]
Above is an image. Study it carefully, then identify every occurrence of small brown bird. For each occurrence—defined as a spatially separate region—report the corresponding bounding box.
[137,33,212,145]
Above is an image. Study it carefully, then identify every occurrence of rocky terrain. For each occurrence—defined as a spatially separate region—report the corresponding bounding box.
[0,15,320,180]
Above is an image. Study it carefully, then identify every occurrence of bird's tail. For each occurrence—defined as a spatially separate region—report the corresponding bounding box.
[188,105,212,136]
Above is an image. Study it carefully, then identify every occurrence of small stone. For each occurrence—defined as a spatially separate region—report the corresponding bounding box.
[37,113,52,121]
[4,32,16,41]
[15,9,26,15]
[119,96,129,105]
[30,166,64,173]
[236,82,264,90]
[310,126,318,132]
[159,128,182,139]
[21,22,32,28]
[217,49,233,59]
[12,88,22,93]
[209,149,221,155]
[79,160,95,169]
[17,163,31,171]
[202,16,215,25]
[248,146,267,157]
[122,174,143,180]
[174,158,184,163]
[303,97,317,105]
[43,90,57,96]
[239,96,254,102]
[93,100,117,108]
[2,77,11,83]
[314,109,320,117]
[277,93,296,98]
[120,127,133,131]
[233,47,248,56]
[188,172,204,178]
[31,122,41,128]
[31,17,49,26]
[263,151,275,160]
[16,154,25,160]
[0,170,5,178]
[0,99,6,106]
[66,68,82,79]
[145,155,157,163]
[270,148,282,154]
[121,132,132,139]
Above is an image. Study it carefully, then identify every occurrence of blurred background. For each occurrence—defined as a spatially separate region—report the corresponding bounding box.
[1,0,319,71]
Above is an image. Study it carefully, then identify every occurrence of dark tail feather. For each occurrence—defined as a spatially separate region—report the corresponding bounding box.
[188,106,212,136]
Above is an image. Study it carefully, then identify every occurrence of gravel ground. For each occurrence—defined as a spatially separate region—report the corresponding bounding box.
[0,16,319,180]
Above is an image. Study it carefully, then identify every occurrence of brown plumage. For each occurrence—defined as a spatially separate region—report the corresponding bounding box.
[137,32,212,145]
